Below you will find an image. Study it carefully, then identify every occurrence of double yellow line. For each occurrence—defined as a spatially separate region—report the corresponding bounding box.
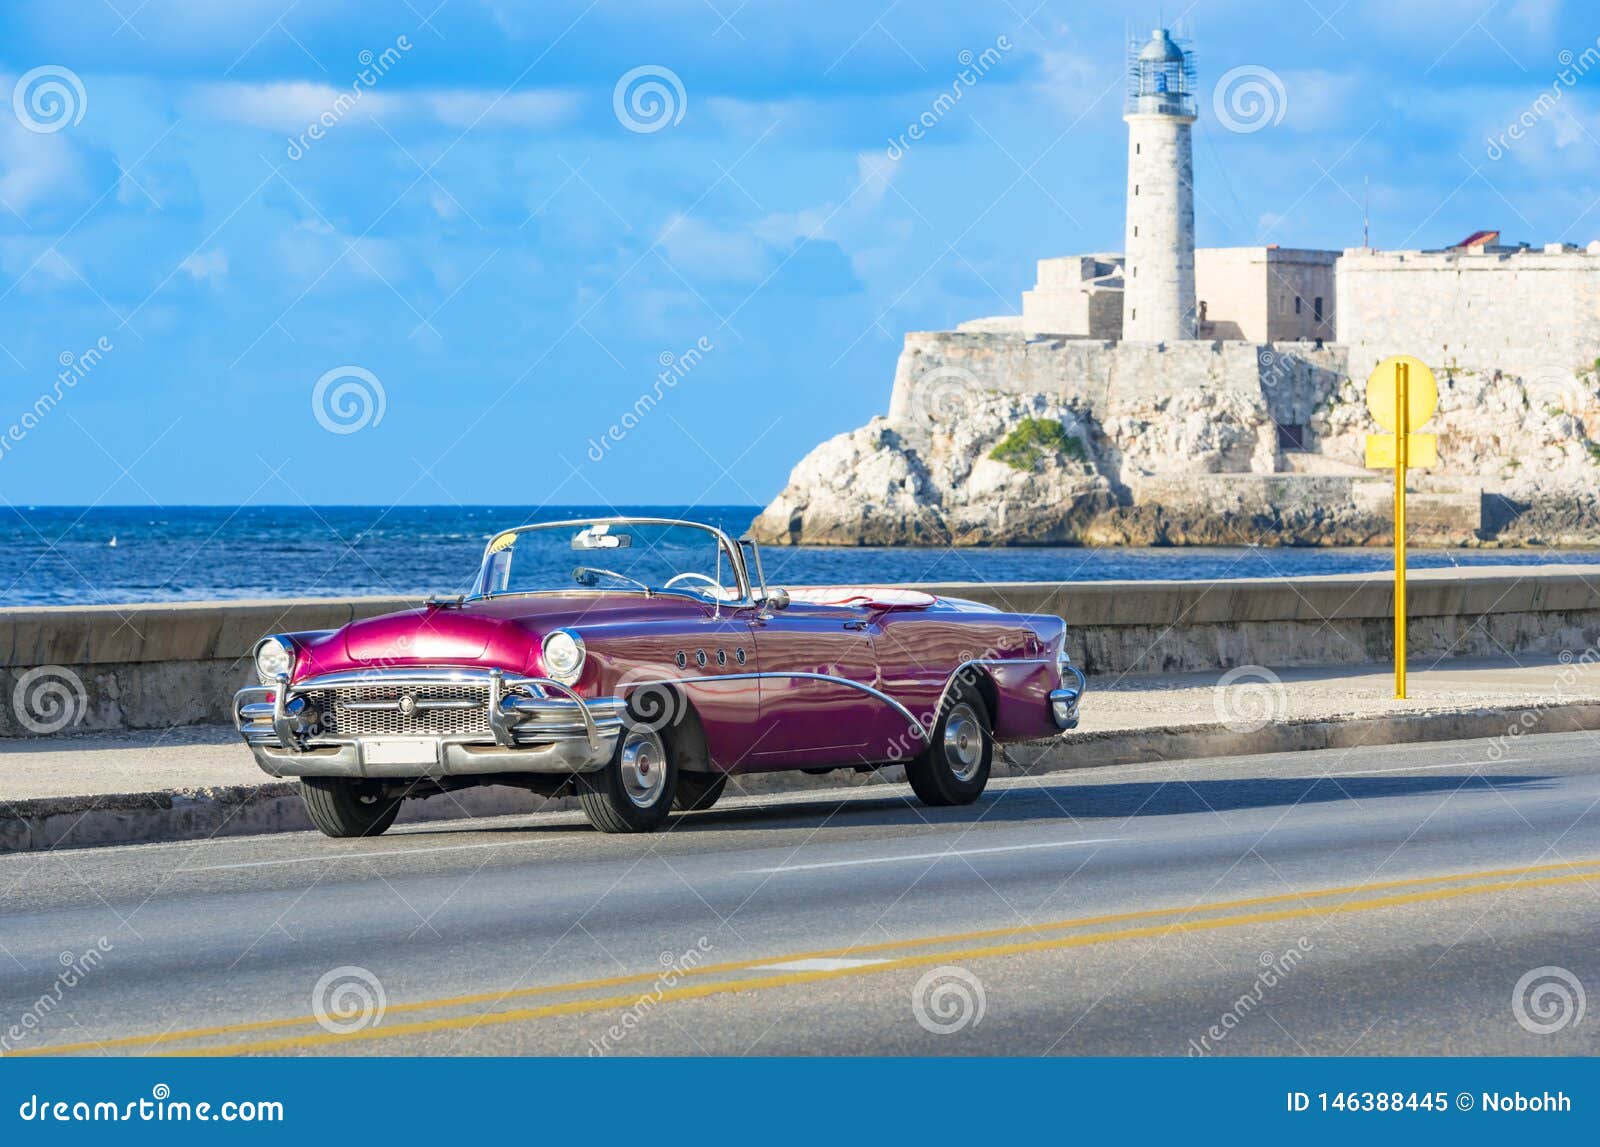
[16,855,1600,1057]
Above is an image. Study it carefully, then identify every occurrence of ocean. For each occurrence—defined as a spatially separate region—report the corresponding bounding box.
[3,504,1598,607]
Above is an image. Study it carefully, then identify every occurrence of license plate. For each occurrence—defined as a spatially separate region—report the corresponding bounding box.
[361,738,440,767]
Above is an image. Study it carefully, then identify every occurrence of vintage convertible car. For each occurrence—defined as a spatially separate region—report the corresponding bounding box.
[235,518,1085,836]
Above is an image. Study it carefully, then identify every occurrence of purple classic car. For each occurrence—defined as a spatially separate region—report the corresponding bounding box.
[235,518,1086,836]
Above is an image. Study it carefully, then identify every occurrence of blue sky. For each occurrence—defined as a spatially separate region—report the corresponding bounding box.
[0,0,1590,507]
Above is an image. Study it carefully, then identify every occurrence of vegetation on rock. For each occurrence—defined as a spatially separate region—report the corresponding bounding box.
[989,417,1085,471]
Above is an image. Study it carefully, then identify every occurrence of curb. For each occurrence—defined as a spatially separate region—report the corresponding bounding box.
[6,699,1599,853]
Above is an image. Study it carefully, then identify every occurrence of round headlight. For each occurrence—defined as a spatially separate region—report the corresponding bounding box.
[255,637,294,684]
[542,630,586,683]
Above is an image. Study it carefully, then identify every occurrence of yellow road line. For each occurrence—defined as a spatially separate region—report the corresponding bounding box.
[167,867,1600,1056]
[14,854,1600,1058]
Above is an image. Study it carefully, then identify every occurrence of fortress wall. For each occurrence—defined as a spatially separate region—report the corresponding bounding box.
[1259,341,1349,427]
[1337,247,1600,381]
[888,332,1326,427]
[887,332,1116,423]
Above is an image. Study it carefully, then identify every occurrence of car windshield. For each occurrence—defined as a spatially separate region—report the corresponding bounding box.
[473,519,745,602]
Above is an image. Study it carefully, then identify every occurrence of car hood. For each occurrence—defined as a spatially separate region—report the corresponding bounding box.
[291,592,709,679]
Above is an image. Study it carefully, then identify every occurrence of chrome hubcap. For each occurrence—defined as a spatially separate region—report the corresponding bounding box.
[619,729,667,808]
[942,703,984,782]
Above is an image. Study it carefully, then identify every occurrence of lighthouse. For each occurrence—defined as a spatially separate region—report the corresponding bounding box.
[1122,28,1197,342]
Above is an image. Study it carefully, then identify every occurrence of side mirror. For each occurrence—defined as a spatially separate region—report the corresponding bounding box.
[765,588,790,611]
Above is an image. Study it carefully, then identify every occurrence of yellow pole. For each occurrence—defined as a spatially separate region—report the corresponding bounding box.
[1394,360,1408,699]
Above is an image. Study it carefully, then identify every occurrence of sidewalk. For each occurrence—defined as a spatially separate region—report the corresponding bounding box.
[5,656,1600,851]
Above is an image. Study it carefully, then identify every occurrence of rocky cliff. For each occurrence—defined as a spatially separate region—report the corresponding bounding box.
[749,332,1600,547]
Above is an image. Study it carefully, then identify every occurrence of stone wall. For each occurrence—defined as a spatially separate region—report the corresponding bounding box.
[1196,248,1337,343]
[1337,245,1600,382]
[1,568,1595,735]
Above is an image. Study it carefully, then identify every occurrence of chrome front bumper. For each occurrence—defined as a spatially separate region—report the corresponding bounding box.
[234,668,625,779]
[1050,660,1087,730]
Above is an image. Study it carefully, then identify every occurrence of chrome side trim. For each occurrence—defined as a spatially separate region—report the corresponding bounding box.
[614,671,931,743]
[932,656,1058,728]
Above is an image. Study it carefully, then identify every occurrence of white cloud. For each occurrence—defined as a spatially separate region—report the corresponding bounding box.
[422,90,582,130]
[191,82,582,135]
[654,211,770,281]
[179,249,228,281]
[0,115,99,219]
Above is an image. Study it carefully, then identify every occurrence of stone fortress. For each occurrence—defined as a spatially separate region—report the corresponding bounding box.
[752,28,1600,548]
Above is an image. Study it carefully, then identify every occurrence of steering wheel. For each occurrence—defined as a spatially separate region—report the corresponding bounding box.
[664,571,725,597]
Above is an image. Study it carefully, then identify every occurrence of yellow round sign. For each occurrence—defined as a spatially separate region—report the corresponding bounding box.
[1365,355,1437,432]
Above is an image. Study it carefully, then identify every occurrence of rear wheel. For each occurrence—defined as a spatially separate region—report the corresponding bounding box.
[578,725,676,833]
[300,778,403,838]
[905,685,993,807]
[673,772,726,813]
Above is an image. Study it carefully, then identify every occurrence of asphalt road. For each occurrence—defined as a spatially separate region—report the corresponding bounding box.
[3,729,1599,1056]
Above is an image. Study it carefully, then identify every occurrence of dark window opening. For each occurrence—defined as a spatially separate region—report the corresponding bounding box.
[1314,296,1323,322]
[1276,422,1306,451]
[1199,300,1208,320]
[1294,297,1302,314]
[1136,142,1141,154]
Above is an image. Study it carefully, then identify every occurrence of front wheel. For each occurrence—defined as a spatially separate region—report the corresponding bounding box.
[577,725,677,833]
[904,687,993,806]
[300,778,403,838]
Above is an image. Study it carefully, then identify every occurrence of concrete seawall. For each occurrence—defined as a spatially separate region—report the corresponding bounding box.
[1,566,1596,735]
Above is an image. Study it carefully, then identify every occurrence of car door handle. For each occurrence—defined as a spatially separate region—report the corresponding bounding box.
[842,620,869,630]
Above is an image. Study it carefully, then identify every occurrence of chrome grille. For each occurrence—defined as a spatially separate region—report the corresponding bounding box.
[305,682,492,739]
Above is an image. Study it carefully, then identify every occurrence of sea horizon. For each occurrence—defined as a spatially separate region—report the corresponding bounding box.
[4,503,1600,607]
